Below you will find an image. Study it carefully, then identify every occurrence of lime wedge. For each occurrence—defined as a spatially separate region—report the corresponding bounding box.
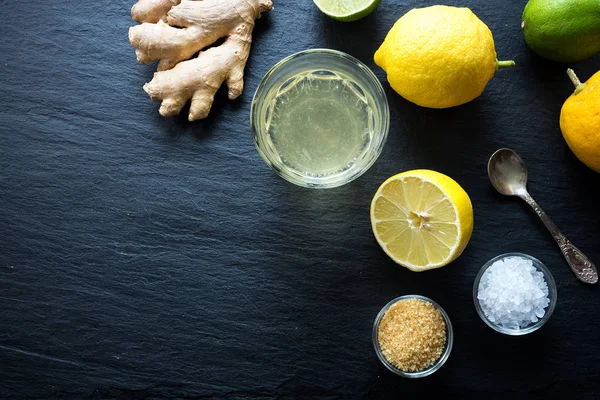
[313,0,382,22]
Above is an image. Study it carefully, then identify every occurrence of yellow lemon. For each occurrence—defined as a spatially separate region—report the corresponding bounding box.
[560,69,600,173]
[370,170,474,271]
[374,5,514,108]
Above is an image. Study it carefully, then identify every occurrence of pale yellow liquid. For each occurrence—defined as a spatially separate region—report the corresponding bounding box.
[266,71,374,177]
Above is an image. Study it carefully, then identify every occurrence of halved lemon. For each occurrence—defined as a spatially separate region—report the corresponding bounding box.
[370,170,474,271]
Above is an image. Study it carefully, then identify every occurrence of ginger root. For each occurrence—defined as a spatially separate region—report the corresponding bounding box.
[132,0,181,23]
[129,0,273,121]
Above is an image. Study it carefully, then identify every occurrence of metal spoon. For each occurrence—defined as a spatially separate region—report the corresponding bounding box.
[488,148,598,284]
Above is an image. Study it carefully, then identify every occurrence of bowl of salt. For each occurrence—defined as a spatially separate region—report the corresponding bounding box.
[473,253,557,335]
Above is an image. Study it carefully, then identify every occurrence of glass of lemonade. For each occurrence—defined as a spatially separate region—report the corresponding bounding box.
[251,49,390,189]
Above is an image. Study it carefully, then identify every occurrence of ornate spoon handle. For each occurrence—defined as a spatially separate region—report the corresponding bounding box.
[521,192,598,284]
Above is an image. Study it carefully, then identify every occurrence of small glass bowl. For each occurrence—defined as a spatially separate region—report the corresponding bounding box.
[250,49,390,189]
[372,295,454,378]
[473,252,557,336]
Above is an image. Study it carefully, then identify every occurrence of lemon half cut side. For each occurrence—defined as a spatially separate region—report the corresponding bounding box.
[370,170,474,271]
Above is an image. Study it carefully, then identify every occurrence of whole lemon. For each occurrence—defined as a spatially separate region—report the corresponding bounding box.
[560,69,600,173]
[374,5,514,108]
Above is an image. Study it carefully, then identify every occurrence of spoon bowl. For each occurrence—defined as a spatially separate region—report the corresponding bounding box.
[487,148,529,197]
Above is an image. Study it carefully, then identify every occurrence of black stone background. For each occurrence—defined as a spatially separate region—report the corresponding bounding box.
[1,0,599,398]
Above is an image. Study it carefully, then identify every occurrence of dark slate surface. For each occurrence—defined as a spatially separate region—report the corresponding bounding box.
[1,0,599,398]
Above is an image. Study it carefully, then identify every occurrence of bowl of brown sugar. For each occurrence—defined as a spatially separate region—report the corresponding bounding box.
[372,295,453,378]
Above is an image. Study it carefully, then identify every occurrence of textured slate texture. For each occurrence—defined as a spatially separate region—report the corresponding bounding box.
[1,0,599,398]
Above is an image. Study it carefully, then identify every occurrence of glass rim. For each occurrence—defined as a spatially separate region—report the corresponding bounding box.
[250,48,390,189]
[472,252,558,336]
[372,294,454,378]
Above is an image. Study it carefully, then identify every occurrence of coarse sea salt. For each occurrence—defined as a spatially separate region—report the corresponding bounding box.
[477,256,550,330]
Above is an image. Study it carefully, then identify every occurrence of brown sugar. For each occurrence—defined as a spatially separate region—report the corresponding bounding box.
[377,298,447,372]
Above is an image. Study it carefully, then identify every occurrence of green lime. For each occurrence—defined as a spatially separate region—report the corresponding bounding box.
[313,0,382,22]
[522,0,600,63]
